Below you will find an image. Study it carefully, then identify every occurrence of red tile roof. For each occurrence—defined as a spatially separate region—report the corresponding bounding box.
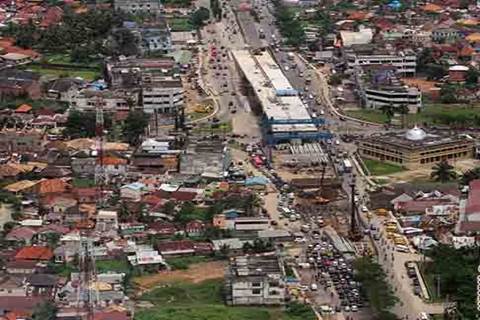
[397,200,447,213]
[466,180,480,215]
[0,297,46,313]
[15,104,32,113]
[5,227,36,242]
[36,178,70,195]
[98,156,128,166]
[147,222,176,236]
[15,246,53,261]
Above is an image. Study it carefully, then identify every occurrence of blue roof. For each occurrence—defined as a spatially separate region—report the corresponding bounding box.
[245,176,269,186]
[123,182,146,191]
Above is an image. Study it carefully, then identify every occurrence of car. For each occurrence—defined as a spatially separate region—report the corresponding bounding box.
[351,305,358,312]
[414,286,421,296]
[344,306,351,312]
[310,283,318,291]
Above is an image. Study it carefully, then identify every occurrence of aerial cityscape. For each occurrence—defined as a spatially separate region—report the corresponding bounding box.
[0,0,478,319]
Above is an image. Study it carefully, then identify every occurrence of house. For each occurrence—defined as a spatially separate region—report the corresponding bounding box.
[0,297,46,314]
[36,224,70,243]
[147,221,176,237]
[5,227,36,245]
[126,246,165,267]
[96,210,119,232]
[36,178,70,196]
[0,53,32,66]
[185,220,205,237]
[0,275,27,297]
[0,69,41,99]
[42,196,78,215]
[14,246,53,261]
[45,77,86,101]
[225,254,286,305]
[71,152,96,177]
[120,182,146,202]
[98,156,128,177]
[245,176,269,190]
[73,187,97,204]
[15,104,32,114]
[5,260,42,274]
[0,129,45,153]
[93,310,130,320]
[156,240,195,256]
[25,274,59,298]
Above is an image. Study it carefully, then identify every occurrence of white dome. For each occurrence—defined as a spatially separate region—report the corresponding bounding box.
[405,126,427,141]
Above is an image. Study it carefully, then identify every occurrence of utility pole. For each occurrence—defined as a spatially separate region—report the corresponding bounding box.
[350,174,357,236]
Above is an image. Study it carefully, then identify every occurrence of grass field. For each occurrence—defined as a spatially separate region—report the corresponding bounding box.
[168,17,194,31]
[346,104,480,126]
[72,178,96,188]
[136,279,316,320]
[24,65,100,81]
[166,256,215,270]
[96,259,131,274]
[363,158,405,176]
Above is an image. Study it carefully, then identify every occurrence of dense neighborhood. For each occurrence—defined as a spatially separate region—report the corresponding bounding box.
[0,0,478,320]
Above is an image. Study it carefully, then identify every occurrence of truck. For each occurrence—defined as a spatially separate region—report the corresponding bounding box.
[342,159,352,173]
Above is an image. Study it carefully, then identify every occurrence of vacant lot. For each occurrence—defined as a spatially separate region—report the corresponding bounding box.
[133,260,225,291]
[135,279,316,320]
[23,65,100,81]
[363,159,405,176]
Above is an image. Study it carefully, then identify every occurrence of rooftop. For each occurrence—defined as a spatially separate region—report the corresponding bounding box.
[229,254,282,278]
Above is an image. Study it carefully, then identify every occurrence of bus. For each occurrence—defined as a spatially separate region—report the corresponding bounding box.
[342,159,352,173]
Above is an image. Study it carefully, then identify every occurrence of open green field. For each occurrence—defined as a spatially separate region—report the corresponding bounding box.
[24,65,100,81]
[168,17,194,31]
[96,259,131,274]
[166,256,215,270]
[363,159,405,176]
[136,279,316,320]
[346,104,480,126]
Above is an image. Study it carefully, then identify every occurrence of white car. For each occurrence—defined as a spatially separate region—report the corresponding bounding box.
[294,237,306,243]
[351,305,358,312]
[361,205,368,212]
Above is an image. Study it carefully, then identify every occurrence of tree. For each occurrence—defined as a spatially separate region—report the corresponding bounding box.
[191,7,210,29]
[440,85,457,104]
[431,160,457,182]
[396,104,409,128]
[63,111,97,138]
[328,74,343,85]
[466,68,479,87]
[111,28,139,57]
[163,201,176,216]
[461,167,480,185]
[379,103,395,121]
[122,111,149,145]
[32,301,57,320]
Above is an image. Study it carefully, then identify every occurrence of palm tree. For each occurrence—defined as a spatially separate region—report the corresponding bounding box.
[430,160,457,183]
[396,104,409,128]
[379,102,395,122]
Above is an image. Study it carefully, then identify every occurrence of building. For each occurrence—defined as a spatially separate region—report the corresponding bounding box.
[141,26,172,53]
[225,254,286,305]
[457,180,480,234]
[358,126,475,169]
[234,217,270,231]
[114,0,162,14]
[142,79,184,114]
[431,28,460,43]
[70,89,135,112]
[0,129,45,153]
[345,47,417,75]
[448,65,469,82]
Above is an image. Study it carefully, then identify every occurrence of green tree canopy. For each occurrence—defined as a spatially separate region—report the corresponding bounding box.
[121,110,149,145]
[191,7,210,29]
[430,160,457,182]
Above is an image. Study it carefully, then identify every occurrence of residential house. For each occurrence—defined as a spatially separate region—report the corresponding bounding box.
[96,210,119,232]
[42,196,78,215]
[35,178,70,196]
[98,156,128,178]
[120,182,146,202]
[0,297,46,314]
[113,0,163,14]
[25,274,59,298]
[126,245,165,267]
[0,275,26,297]
[5,227,36,245]
[185,220,205,237]
[45,77,86,101]
[0,129,44,153]
[36,224,70,243]
[5,260,43,275]
[71,150,96,177]
[147,221,176,237]
[14,246,53,262]
[73,187,98,204]
[93,310,130,320]
[431,28,460,43]
[0,69,41,99]
[156,240,195,256]
[225,254,286,305]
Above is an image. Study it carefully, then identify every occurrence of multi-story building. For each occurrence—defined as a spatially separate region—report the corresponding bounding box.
[345,47,417,75]
[114,0,162,14]
[225,254,286,306]
[354,66,422,112]
[142,79,184,114]
[358,126,475,169]
[70,89,136,112]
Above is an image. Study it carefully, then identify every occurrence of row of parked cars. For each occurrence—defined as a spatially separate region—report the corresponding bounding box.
[305,238,366,314]
[406,262,422,297]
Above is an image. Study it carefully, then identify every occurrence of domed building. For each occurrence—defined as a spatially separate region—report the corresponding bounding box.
[358,126,475,169]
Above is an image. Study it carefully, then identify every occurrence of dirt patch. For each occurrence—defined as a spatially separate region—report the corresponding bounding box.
[134,261,226,290]
[401,78,438,93]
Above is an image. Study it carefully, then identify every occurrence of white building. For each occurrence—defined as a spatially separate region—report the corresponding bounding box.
[226,254,286,305]
[95,210,119,232]
[346,51,417,75]
[142,79,184,114]
[70,89,134,112]
[127,246,165,266]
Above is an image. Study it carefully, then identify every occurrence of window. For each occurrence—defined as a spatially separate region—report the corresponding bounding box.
[252,282,261,287]
[252,289,261,295]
